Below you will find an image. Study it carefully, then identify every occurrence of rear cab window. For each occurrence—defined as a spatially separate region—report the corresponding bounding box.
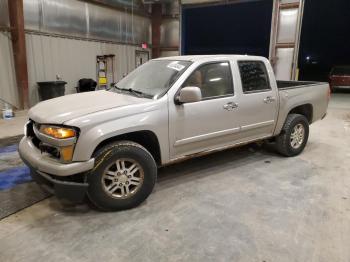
[238,61,271,93]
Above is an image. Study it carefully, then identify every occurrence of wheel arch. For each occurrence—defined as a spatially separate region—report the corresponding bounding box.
[288,104,313,123]
[92,130,162,166]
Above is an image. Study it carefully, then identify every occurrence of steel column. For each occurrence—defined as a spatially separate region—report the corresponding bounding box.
[151,4,162,59]
[8,0,29,109]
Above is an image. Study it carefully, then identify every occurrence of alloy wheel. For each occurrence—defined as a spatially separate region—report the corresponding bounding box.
[290,123,305,149]
[101,158,144,199]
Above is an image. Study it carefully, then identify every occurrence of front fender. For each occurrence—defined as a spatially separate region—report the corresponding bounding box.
[70,109,169,163]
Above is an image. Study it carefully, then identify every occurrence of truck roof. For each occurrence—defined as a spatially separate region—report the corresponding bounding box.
[154,54,266,62]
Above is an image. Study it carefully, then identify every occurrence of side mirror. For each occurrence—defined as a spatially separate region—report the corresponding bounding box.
[176,86,202,104]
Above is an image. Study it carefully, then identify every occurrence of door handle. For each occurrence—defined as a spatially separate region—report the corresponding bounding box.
[263,96,276,103]
[223,102,238,111]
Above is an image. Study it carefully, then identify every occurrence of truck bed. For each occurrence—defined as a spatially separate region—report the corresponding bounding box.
[273,80,329,135]
[277,80,323,90]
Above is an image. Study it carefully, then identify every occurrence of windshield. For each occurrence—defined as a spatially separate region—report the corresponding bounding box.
[114,60,191,99]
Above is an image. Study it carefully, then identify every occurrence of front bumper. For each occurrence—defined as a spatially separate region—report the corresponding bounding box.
[19,136,94,176]
[30,169,88,202]
[19,136,94,202]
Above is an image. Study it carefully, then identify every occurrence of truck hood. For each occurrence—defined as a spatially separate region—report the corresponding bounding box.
[29,91,150,124]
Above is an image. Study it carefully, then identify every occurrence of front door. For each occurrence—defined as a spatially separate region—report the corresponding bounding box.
[169,61,241,159]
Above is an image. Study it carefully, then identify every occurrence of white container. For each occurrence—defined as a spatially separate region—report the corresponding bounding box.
[2,104,13,119]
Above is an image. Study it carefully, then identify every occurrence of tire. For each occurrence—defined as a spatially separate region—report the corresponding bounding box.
[87,141,157,211]
[275,114,309,157]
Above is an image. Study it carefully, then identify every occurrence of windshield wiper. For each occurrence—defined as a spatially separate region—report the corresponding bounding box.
[112,85,149,98]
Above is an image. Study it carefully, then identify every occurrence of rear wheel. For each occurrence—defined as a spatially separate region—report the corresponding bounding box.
[276,114,309,157]
[87,141,157,211]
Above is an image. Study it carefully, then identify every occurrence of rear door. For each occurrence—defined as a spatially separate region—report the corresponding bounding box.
[235,60,278,140]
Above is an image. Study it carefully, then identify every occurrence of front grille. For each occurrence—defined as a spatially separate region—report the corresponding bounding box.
[40,143,60,158]
[27,120,41,149]
[26,120,35,137]
[29,120,62,160]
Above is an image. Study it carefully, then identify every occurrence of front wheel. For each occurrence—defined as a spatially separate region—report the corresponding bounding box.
[275,114,309,157]
[87,141,157,211]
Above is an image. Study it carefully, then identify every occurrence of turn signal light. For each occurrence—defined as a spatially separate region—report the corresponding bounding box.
[40,125,76,139]
[60,146,75,162]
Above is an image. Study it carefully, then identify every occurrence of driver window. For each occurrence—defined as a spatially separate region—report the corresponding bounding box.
[182,62,234,99]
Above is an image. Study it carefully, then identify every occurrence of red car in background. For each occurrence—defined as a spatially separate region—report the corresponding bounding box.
[329,66,350,92]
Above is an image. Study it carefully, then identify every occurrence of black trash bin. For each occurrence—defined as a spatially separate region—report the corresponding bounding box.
[75,78,97,93]
[37,81,67,101]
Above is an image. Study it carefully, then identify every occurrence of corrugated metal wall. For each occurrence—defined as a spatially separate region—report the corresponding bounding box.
[160,19,179,47]
[181,0,218,4]
[0,0,15,108]
[0,0,9,27]
[0,0,151,108]
[0,32,19,108]
[24,0,151,44]
[87,0,143,9]
[160,2,180,57]
[26,33,149,106]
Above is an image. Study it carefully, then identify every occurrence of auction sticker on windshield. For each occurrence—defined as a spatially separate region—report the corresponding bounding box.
[167,61,185,71]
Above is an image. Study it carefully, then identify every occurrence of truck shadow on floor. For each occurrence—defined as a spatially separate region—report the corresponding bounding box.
[49,142,282,214]
[156,143,279,191]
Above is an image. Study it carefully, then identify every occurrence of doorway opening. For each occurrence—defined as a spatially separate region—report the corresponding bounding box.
[181,0,273,57]
[135,50,150,68]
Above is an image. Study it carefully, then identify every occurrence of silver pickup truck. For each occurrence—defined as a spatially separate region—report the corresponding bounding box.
[19,55,330,210]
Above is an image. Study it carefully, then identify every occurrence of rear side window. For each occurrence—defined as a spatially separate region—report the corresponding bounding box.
[238,61,271,93]
[182,62,234,99]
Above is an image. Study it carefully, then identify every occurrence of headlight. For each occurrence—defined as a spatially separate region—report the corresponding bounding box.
[39,125,76,139]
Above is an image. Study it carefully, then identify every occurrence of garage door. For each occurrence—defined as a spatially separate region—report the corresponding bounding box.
[181,0,273,58]
[298,0,350,82]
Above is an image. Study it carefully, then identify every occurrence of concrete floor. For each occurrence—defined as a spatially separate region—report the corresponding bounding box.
[0,110,28,139]
[0,94,349,262]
